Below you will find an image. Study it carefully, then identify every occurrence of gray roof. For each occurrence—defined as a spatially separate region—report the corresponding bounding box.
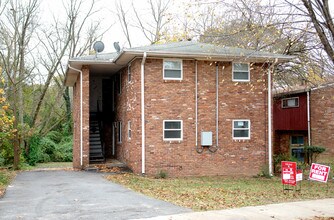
[72,52,119,61]
[273,81,334,97]
[125,41,290,60]
[71,41,293,62]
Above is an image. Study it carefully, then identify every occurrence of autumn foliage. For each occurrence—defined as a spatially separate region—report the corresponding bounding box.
[0,72,15,145]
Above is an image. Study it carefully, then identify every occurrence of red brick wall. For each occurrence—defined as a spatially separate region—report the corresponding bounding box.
[72,66,90,169]
[115,60,142,174]
[310,86,334,158]
[117,59,270,177]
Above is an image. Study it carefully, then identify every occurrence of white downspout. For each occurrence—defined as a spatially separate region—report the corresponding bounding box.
[141,52,147,174]
[268,66,272,175]
[216,63,219,147]
[268,59,277,176]
[307,90,311,146]
[68,64,83,167]
[195,61,198,148]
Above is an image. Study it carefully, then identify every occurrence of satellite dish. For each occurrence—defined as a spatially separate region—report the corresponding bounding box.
[114,42,121,53]
[93,41,105,53]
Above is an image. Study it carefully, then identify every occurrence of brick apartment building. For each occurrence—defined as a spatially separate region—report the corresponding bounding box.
[65,41,292,176]
[273,83,334,162]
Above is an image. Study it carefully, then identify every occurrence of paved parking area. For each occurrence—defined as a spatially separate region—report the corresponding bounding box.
[0,171,190,220]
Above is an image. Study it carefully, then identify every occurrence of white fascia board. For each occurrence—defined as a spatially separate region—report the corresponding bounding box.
[116,50,294,63]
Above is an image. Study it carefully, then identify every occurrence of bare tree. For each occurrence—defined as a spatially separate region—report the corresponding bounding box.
[32,0,107,133]
[133,0,172,44]
[115,0,132,47]
[299,0,334,66]
[0,0,40,169]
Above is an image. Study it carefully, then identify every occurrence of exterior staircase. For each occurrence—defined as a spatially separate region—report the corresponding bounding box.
[89,113,105,163]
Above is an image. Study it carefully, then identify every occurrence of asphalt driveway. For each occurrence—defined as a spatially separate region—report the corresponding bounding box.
[0,171,190,220]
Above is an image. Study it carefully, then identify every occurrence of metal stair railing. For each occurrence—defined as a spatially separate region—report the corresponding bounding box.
[96,100,105,162]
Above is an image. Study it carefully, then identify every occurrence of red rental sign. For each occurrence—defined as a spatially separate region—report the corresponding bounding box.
[281,161,297,186]
[309,163,331,183]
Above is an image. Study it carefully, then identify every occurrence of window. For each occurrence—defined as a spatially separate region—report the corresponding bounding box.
[163,60,182,80]
[232,63,250,81]
[128,64,131,82]
[117,121,122,143]
[232,120,250,139]
[128,121,131,140]
[291,136,304,145]
[291,147,304,162]
[282,97,299,108]
[163,120,183,141]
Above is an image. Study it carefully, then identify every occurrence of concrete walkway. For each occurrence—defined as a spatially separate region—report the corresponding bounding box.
[0,171,190,220]
[137,198,334,220]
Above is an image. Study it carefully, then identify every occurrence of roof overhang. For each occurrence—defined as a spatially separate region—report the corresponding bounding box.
[273,88,310,98]
[65,59,123,86]
[114,49,293,64]
[65,48,294,87]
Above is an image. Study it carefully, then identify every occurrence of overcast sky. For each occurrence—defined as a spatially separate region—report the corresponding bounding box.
[39,0,190,53]
[39,0,334,54]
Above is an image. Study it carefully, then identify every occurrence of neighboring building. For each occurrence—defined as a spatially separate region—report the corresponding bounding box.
[273,83,334,162]
[65,41,292,177]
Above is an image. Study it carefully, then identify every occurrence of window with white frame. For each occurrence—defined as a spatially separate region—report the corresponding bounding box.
[232,63,250,81]
[163,120,183,140]
[128,64,131,82]
[128,121,131,140]
[232,120,250,139]
[117,121,122,143]
[282,97,299,108]
[163,60,182,80]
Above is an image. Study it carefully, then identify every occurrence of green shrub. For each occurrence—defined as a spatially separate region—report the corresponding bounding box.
[25,135,42,166]
[45,131,62,143]
[273,153,290,174]
[304,146,326,164]
[53,139,72,162]
[25,133,73,165]
[0,171,10,186]
[156,170,168,179]
[0,139,14,166]
[257,164,272,178]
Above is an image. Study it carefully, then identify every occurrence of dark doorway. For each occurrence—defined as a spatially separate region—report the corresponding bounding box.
[102,79,116,159]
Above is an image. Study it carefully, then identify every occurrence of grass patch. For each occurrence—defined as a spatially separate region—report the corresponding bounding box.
[34,162,72,169]
[106,174,334,211]
[0,169,16,198]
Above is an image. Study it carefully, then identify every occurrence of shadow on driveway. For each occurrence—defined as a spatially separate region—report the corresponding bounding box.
[0,171,191,220]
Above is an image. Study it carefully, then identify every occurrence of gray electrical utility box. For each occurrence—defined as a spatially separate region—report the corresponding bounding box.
[201,131,212,146]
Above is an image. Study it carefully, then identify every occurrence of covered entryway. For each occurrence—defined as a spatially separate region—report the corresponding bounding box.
[89,76,119,163]
[65,52,130,169]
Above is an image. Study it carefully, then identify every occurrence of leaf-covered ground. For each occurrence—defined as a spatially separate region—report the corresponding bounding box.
[106,174,334,211]
[0,169,16,198]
